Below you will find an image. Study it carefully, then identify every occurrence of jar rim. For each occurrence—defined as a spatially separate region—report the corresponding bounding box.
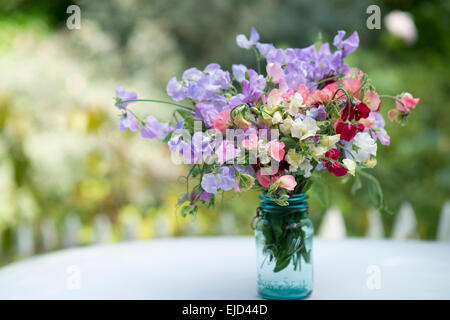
[259,192,308,203]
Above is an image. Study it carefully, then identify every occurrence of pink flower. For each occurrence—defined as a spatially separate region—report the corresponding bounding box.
[242,134,259,149]
[266,62,288,92]
[296,84,313,105]
[342,78,361,99]
[267,140,285,162]
[266,89,284,108]
[388,109,399,122]
[212,109,231,133]
[396,93,420,113]
[364,90,381,111]
[257,169,271,188]
[273,175,297,191]
[359,116,375,130]
[266,62,285,83]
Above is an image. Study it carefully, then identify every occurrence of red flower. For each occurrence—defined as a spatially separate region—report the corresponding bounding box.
[356,122,365,132]
[326,162,348,177]
[335,120,358,141]
[325,148,341,160]
[354,102,370,121]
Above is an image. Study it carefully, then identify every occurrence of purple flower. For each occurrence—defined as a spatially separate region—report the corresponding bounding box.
[166,77,187,101]
[182,68,203,83]
[232,64,248,82]
[370,112,390,146]
[159,123,174,139]
[204,64,231,90]
[115,85,137,109]
[200,192,213,201]
[141,116,174,139]
[333,30,359,57]
[119,111,139,132]
[215,140,240,165]
[194,102,219,128]
[236,27,260,49]
[256,42,275,57]
[201,173,220,194]
[218,166,236,191]
[141,116,160,138]
[306,105,327,120]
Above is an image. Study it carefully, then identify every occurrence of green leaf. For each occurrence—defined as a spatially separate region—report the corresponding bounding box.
[309,176,329,207]
[280,136,299,149]
[351,173,362,195]
[356,168,384,209]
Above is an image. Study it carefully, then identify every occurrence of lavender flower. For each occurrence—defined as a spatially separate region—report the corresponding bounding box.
[115,86,137,109]
[166,77,187,101]
[194,102,219,128]
[333,31,359,57]
[236,27,259,49]
[119,111,139,132]
[232,64,248,82]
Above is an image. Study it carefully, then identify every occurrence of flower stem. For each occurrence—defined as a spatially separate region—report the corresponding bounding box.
[118,99,193,111]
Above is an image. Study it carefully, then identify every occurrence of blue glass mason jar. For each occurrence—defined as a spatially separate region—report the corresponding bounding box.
[254,193,313,299]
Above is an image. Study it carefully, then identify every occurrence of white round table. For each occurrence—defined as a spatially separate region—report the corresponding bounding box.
[0,237,449,299]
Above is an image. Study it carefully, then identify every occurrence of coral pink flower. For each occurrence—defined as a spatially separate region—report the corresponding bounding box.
[272,175,297,191]
[296,84,313,105]
[396,93,420,113]
[212,109,231,133]
[343,78,361,99]
[364,90,381,111]
[359,116,375,130]
[267,140,285,162]
[388,109,399,122]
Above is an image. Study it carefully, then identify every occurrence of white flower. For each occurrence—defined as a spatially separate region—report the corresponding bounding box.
[280,116,293,135]
[320,134,341,148]
[272,111,283,124]
[285,149,304,171]
[290,116,319,140]
[343,159,356,176]
[298,160,313,178]
[351,132,377,163]
[288,92,304,116]
[312,145,328,161]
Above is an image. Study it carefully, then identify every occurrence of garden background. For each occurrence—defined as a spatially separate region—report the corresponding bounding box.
[0,0,449,265]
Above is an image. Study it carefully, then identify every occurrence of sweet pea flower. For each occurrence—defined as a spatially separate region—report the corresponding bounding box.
[141,116,160,138]
[267,140,285,162]
[388,109,400,121]
[333,31,359,57]
[215,140,240,165]
[396,92,420,113]
[232,64,248,82]
[166,77,187,101]
[236,27,260,49]
[256,169,271,188]
[212,109,231,133]
[351,132,377,163]
[242,134,259,149]
[119,111,139,132]
[363,90,381,111]
[290,116,319,140]
[115,86,138,109]
[272,175,297,191]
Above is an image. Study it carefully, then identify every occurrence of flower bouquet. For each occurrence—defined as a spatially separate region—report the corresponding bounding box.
[113,28,419,299]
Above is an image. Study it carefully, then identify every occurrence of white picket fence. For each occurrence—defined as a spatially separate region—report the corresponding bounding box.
[7,200,450,259]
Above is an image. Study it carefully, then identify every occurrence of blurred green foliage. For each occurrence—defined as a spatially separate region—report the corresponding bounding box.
[0,0,449,265]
